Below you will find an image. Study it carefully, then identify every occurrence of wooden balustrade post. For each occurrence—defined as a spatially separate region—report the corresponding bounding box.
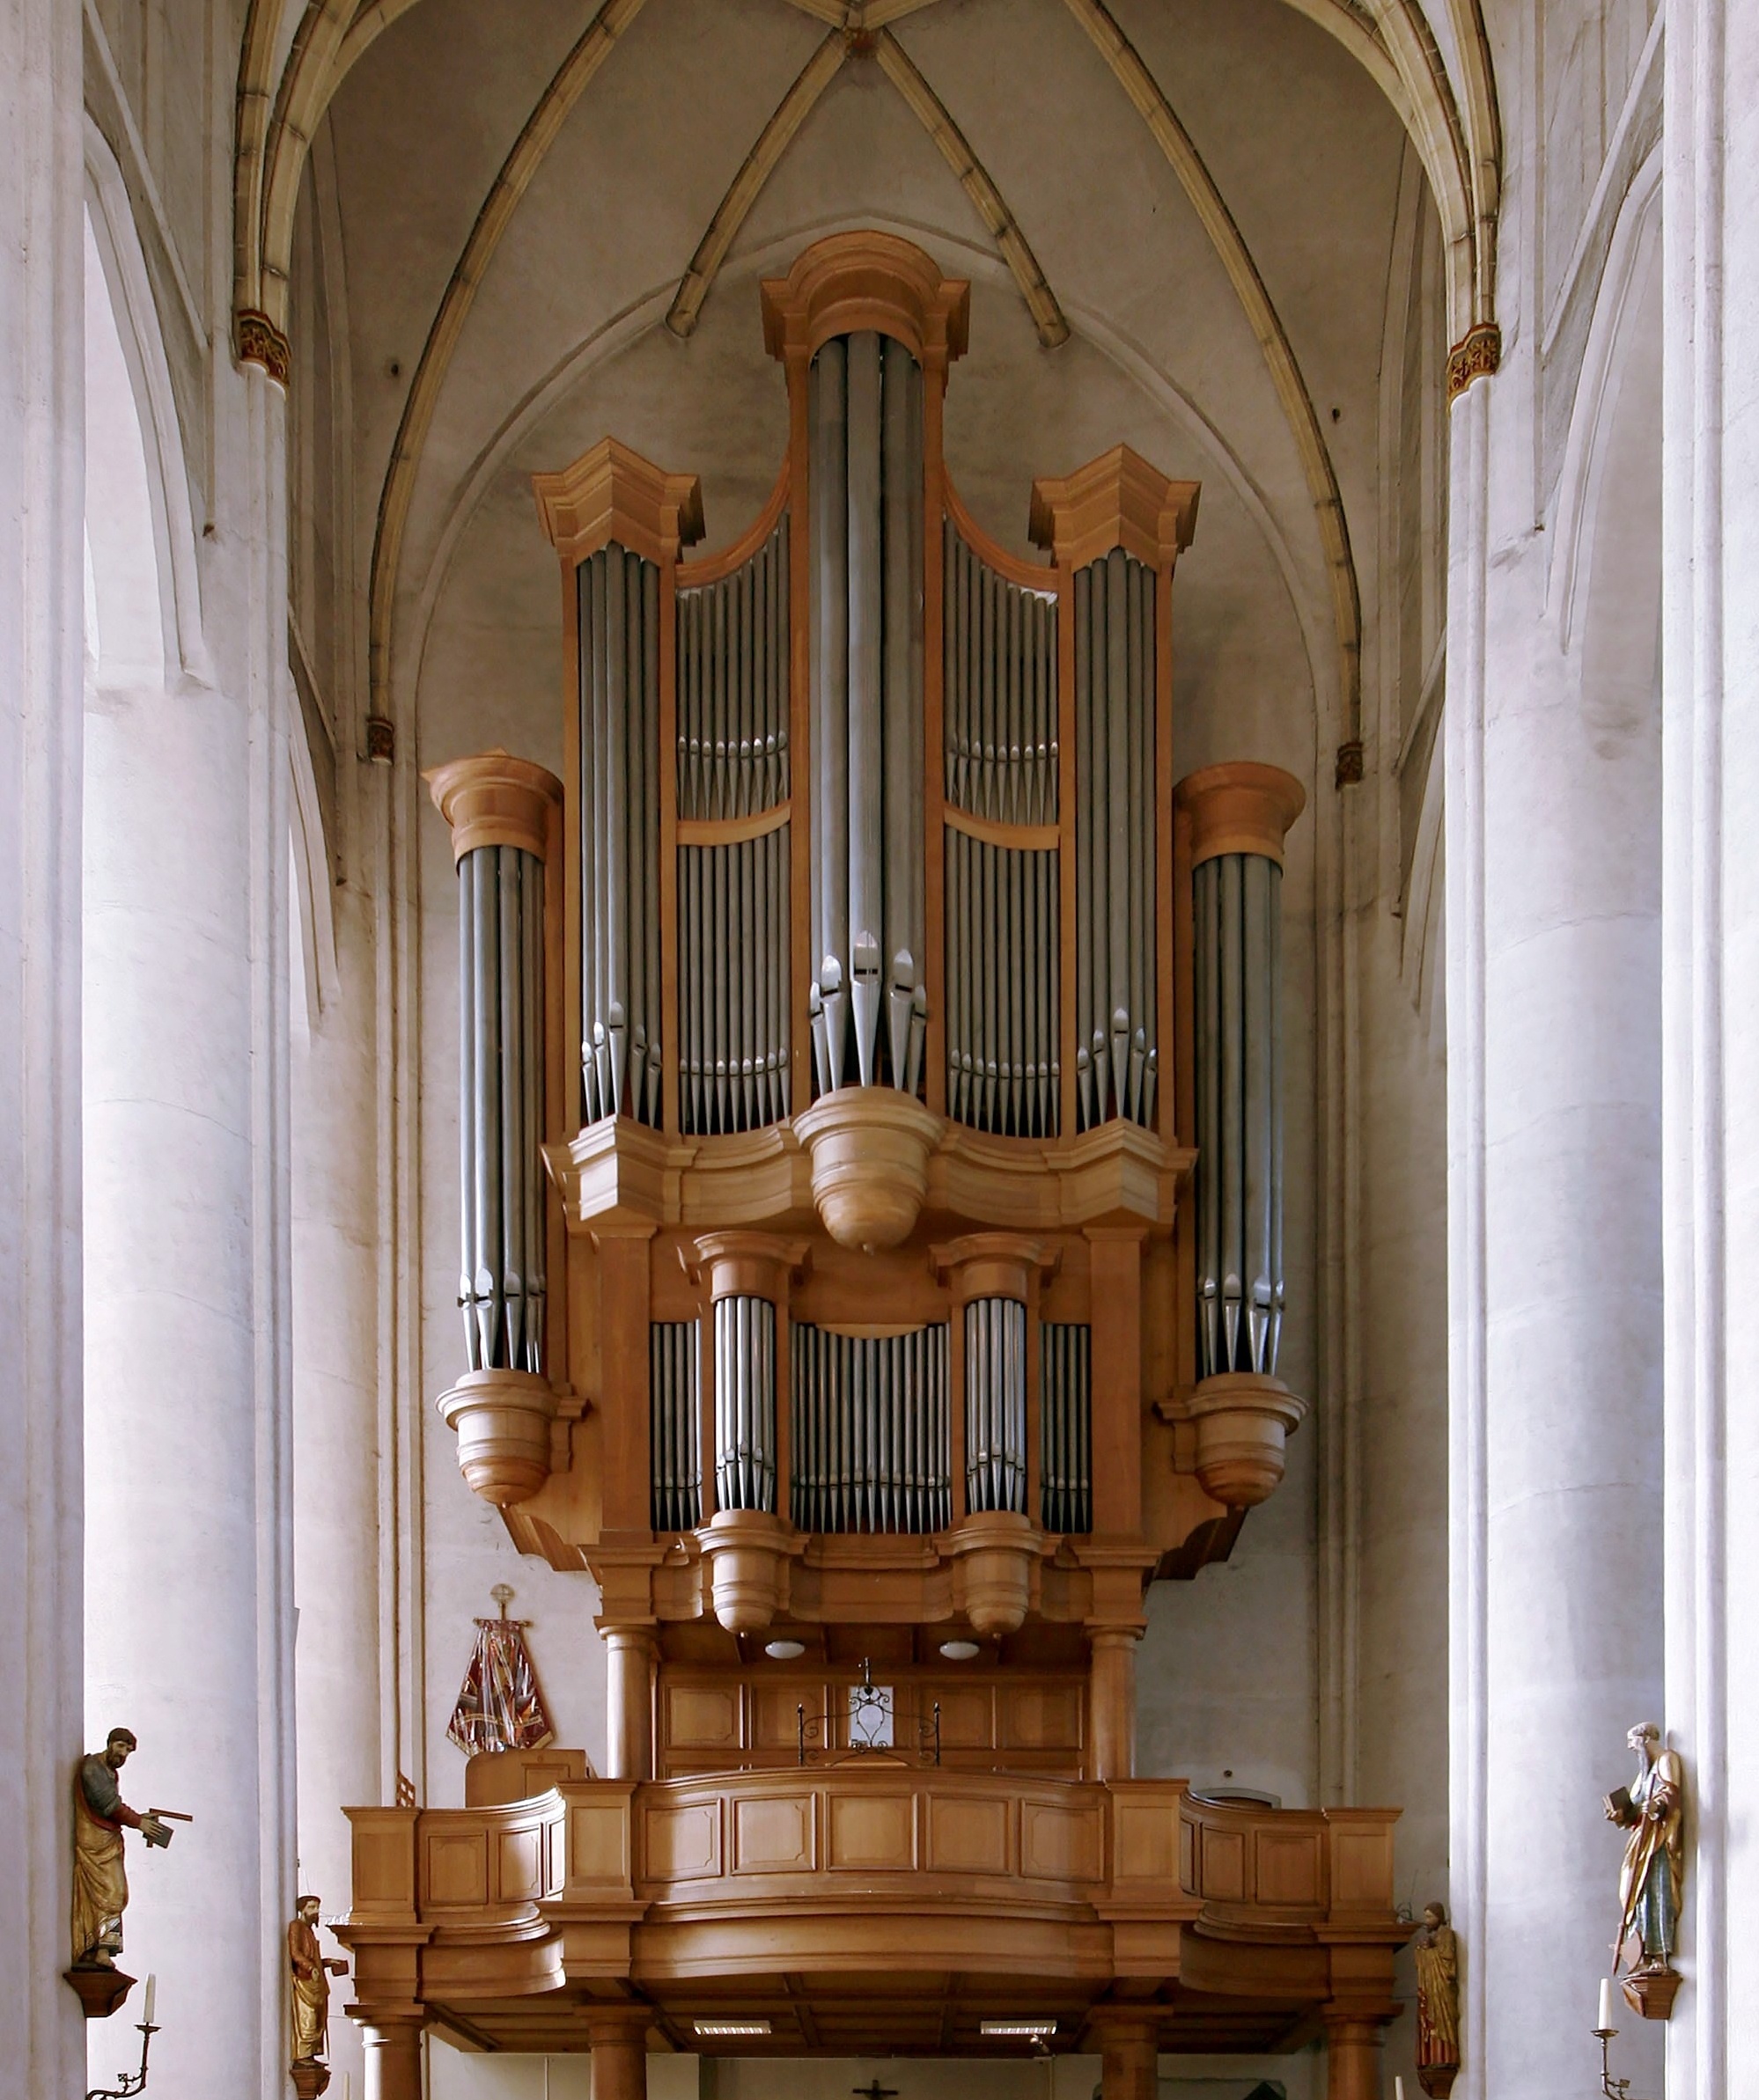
[360,2016,424,2100]
[1322,2015,1385,2100]
[588,2008,651,2100]
[604,1626,658,1780]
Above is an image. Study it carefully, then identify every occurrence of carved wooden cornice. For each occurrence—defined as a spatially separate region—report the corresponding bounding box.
[532,437,705,569]
[1028,444,1200,573]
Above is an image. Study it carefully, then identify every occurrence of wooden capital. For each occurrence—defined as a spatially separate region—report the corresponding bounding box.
[532,436,704,567]
[424,750,561,863]
[1174,760,1306,868]
[690,1231,809,1304]
[931,1231,1051,1305]
[762,231,970,371]
[1028,444,1199,572]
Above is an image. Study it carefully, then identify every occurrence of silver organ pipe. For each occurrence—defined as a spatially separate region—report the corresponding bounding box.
[942,525,1060,1136]
[650,1319,703,1530]
[1038,1323,1092,1534]
[790,1324,950,1533]
[578,543,664,1126]
[963,1297,1027,1516]
[809,330,926,1095]
[457,841,548,1374]
[1073,547,1157,1131]
[714,1294,777,1512]
[1193,848,1285,1379]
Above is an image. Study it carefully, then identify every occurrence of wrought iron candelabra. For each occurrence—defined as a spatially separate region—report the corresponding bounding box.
[87,2013,158,2100]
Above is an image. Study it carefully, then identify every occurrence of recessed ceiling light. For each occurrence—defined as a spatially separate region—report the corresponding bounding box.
[939,1639,980,1662]
[981,2020,1056,2038]
[694,2020,772,2038]
[763,1639,806,1660]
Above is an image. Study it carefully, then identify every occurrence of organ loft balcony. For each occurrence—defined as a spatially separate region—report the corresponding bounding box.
[351,234,1405,2096]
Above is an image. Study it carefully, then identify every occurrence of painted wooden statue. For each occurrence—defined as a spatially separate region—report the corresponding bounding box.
[1605,1722,1685,1979]
[70,1729,171,1968]
[1413,1900,1461,2097]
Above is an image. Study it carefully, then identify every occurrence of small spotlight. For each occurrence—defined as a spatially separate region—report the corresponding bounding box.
[938,1640,980,1662]
[763,1639,805,1660]
[693,2020,772,2038]
[981,2021,1056,2038]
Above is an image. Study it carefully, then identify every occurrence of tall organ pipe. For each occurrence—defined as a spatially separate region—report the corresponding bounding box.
[426,756,561,1379]
[810,330,926,1096]
[1176,763,1306,1381]
[579,543,664,1126]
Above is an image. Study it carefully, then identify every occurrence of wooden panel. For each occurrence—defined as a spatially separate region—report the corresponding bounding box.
[826,1791,915,1869]
[568,1800,631,1886]
[667,1683,742,1749]
[1254,1829,1321,1907]
[1200,1825,1246,1902]
[1112,1797,1179,1883]
[1020,1799,1101,1883]
[425,1831,488,1906]
[752,1681,810,1750]
[1328,1821,1395,1910]
[932,1685,996,1749]
[732,1791,815,1874]
[647,1802,721,1881]
[496,1825,543,1901]
[999,1683,1083,1751]
[924,1792,1010,1875]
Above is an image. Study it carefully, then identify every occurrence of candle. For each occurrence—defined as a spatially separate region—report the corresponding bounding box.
[143,1974,156,2027]
[1598,1978,1616,2032]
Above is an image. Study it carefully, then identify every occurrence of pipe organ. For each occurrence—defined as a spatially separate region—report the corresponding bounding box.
[427,235,1310,1783]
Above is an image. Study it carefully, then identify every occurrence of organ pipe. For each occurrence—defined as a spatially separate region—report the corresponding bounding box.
[579,542,665,1127]
[808,330,926,1097]
[1176,763,1306,1382]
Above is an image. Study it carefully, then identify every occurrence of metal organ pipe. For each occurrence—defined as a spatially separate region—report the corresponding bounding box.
[579,544,664,1126]
[809,330,926,1096]
[454,838,548,1376]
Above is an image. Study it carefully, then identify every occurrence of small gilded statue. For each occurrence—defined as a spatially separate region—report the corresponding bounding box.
[289,1895,349,2067]
[1604,1721,1685,2016]
[1412,1899,1461,2098]
[70,1729,173,1969]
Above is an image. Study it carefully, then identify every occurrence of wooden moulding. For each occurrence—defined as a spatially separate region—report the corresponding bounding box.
[761,230,970,371]
[424,750,562,863]
[1028,444,1200,575]
[1174,760,1306,869]
[438,1369,560,1507]
[531,436,705,569]
[1185,1372,1306,1508]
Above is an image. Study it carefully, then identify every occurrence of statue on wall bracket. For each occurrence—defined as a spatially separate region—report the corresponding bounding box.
[1413,1899,1461,2096]
[288,1893,349,2097]
[1603,1721,1685,2020]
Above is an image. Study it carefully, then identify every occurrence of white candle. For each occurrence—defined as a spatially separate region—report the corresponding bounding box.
[143,1974,156,2026]
[1598,1978,1616,2032]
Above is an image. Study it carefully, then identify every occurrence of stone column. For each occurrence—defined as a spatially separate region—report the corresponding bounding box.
[81,347,296,2093]
[360,2016,424,2100]
[1091,2011,1157,2100]
[1445,278,1663,2096]
[0,0,85,2091]
[1322,2016,1382,2100]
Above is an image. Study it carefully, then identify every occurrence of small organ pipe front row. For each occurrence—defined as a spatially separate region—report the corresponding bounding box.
[425,235,1308,1788]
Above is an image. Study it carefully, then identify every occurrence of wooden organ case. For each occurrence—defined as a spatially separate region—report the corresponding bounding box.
[342,237,1405,2100]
